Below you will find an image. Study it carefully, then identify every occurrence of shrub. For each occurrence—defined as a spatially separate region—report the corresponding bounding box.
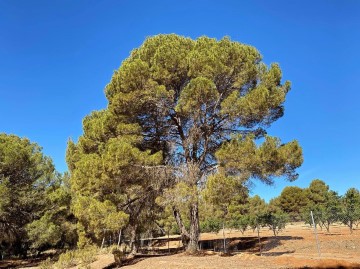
[53,246,97,269]
[77,246,97,266]
[54,250,77,269]
[39,258,53,269]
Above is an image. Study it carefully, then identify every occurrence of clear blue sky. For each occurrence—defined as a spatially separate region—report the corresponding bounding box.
[1,0,359,201]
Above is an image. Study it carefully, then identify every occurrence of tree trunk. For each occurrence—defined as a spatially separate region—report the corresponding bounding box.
[129,225,139,255]
[222,222,226,253]
[187,202,200,253]
[272,225,276,236]
[172,206,189,248]
[325,221,330,233]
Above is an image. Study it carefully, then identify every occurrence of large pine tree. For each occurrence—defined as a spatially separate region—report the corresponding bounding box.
[67,34,303,252]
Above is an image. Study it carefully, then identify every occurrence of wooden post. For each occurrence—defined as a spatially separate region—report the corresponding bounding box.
[101,237,105,249]
[117,229,122,246]
[223,222,226,253]
[168,229,170,254]
[311,211,321,257]
[257,225,261,256]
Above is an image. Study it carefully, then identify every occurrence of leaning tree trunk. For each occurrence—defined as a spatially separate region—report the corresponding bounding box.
[187,202,200,253]
[172,206,190,248]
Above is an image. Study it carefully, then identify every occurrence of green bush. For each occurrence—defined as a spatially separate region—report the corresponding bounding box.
[53,246,97,269]
[54,250,77,269]
[77,246,97,266]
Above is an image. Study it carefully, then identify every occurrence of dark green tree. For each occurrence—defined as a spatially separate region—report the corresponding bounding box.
[247,195,268,232]
[70,34,303,252]
[302,180,341,232]
[306,179,329,205]
[319,190,342,232]
[341,188,360,233]
[0,133,56,257]
[66,111,167,253]
[277,186,308,221]
[26,173,78,252]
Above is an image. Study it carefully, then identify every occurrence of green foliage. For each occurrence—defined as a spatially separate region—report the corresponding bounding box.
[200,218,222,233]
[216,135,302,184]
[155,203,179,235]
[263,209,289,236]
[341,188,360,233]
[26,213,62,250]
[227,195,289,236]
[300,180,343,232]
[67,108,163,246]
[26,172,77,251]
[54,250,77,269]
[248,195,267,216]
[277,186,308,221]
[247,195,268,230]
[0,133,56,255]
[69,34,303,251]
[203,173,248,217]
[72,196,128,246]
[53,246,97,269]
[306,179,329,205]
[76,245,98,266]
[228,214,250,235]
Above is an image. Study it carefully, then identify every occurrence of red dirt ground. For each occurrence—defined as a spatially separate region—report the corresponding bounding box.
[124,222,360,269]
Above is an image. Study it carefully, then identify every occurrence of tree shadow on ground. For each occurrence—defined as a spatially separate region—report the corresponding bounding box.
[116,235,305,267]
[114,253,178,268]
[260,250,296,256]
[226,236,303,255]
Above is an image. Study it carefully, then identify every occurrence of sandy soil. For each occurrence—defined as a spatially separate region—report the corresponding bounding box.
[123,222,360,269]
[3,223,360,268]
[122,252,360,269]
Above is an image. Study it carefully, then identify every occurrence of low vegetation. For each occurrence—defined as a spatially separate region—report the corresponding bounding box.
[37,246,97,269]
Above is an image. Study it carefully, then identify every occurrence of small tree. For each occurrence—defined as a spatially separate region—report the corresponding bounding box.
[265,199,289,236]
[319,191,341,232]
[263,210,289,236]
[203,173,248,252]
[229,215,250,235]
[341,188,360,233]
[247,196,267,232]
[302,183,342,232]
